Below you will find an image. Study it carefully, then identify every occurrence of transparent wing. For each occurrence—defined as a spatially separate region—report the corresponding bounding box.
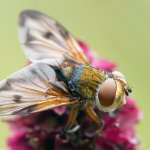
[18,9,89,66]
[0,63,76,115]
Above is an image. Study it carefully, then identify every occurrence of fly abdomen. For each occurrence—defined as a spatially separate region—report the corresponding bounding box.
[53,66,74,83]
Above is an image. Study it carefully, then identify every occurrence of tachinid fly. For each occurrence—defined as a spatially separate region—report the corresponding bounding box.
[0,10,132,131]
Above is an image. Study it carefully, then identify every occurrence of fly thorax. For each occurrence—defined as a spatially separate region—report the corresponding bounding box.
[68,65,105,99]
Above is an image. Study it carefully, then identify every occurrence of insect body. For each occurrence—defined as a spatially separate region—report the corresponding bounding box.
[58,65,105,100]
[0,10,132,130]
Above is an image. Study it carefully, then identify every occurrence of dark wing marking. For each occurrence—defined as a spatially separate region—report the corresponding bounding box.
[0,63,75,115]
[18,9,89,66]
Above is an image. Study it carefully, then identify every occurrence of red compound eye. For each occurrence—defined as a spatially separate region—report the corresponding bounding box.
[98,78,117,107]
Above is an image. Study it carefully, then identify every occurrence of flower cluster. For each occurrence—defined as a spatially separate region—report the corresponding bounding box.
[7,41,141,150]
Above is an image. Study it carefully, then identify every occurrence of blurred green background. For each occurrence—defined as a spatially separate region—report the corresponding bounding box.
[0,0,150,149]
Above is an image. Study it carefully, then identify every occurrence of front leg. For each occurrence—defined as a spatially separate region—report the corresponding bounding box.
[84,106,104,150]
[84,105,103,130]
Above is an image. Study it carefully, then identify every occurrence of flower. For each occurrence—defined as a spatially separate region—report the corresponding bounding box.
[96,97,141,150]
[7,40,141,150]
[78,40,116,71]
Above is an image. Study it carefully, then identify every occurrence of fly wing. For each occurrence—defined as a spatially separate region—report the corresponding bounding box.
[18,10,89,66]
[0,63,76,115]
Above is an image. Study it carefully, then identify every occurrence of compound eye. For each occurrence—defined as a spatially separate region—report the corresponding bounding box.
[98,78,117,107]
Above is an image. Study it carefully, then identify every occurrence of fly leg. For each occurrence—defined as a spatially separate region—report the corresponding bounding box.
[84,105,104,132]
[64,106,79,133]
[85,106,104,150]
[85,106,103,126]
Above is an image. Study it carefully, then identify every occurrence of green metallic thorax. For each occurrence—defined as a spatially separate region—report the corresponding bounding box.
[61,65,105,101]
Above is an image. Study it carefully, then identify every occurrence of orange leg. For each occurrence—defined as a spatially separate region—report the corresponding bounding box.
[84,106,103,128]
[65,107,78,131]
[85,106,104,149]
